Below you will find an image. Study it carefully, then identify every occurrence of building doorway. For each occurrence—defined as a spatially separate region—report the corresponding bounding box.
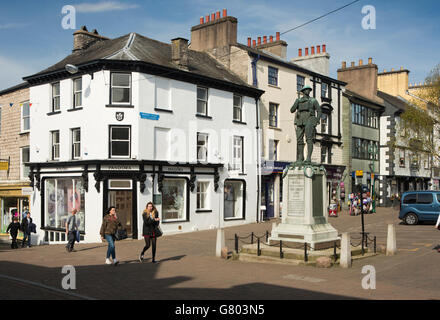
[106,179,136,238]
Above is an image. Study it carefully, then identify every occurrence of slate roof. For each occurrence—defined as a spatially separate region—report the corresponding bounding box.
[24,33,261,96]
[377,90,411,115]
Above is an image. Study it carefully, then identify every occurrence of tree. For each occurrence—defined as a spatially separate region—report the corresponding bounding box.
[398,63,440,163]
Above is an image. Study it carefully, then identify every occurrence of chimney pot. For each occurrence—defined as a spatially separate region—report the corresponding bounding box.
[263,36,267,44]
[298,48,302,57]
[200,17,204,24]
[311,46,315,55]
[276,32,280,41]
[252,40,256,47]
[305,47,309,56]
[211,13,215,21]
[216,11,220,20]
[269,35,273,42]
[258,37,261,45]
[247,37,251,46]
[351,62,355,67]
[80,26,88,31]
[383,69,387,73]
[359,59,363,66]
[391,68,395,71]
[206,15,210,22]
[222,9,227,17]
[317,45,321,54]
[368,57,372,64]
[342,61,346,69]
[322,44,326,53]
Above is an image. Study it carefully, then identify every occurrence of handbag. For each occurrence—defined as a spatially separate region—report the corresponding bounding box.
[115,228,128,241]
[154,225,163,238]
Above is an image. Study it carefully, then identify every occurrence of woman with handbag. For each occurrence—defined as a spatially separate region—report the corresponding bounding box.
[139,202,162,263]
[100,206,122,265]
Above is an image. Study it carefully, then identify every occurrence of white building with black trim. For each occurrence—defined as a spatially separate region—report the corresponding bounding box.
[23,27,263,244]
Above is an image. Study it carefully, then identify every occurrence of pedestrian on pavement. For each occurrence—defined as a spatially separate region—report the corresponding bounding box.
[65,209,79,252]
[21,212,33,248]
[139,202,161,263]
[100,206,122,265]
[7,217,21,249]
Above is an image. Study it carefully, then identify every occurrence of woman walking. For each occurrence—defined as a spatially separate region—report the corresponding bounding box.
[139,202,161,263]
[100,206,122,265]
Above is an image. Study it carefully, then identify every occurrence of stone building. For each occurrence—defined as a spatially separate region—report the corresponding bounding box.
[0,83,31,233]
[190,9,347,218]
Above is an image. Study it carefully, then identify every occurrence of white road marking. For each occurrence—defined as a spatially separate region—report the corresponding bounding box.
[0,274,96,300]
[283,274,326,283]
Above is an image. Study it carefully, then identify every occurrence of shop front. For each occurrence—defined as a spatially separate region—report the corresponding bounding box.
[261,160,290,219]
[0,184,31,233]
[323,165,346,210]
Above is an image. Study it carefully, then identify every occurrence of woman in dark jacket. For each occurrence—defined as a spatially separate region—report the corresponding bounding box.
[100,206,122,265]
[139,202,160,263]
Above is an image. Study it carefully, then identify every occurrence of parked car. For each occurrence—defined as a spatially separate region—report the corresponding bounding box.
[399,191,440,225]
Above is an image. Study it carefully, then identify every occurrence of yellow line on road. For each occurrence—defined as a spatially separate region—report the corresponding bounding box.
[398,248,420,252]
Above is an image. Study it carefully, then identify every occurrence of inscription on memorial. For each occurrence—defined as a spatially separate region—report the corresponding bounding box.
[288,174,305,217]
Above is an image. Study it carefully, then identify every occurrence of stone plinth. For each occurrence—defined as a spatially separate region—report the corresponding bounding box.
[269,166,339,249]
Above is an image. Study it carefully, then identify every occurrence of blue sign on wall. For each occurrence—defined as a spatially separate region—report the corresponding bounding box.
[140,112,160,120]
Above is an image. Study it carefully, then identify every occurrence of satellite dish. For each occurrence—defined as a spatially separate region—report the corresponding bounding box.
[65,64,79,74]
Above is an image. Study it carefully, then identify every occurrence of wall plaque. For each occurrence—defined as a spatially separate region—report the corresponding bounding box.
[287,174,305,217]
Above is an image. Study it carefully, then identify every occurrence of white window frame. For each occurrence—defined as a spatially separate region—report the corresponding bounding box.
[197,86,208,116]
[268,66,278,86]
[232,136,244,172]
[21,101,30,132]
[269,103,278,127]
[233,94,243,122]
[110,126,131,159]
[268,139,278,161]
[108,179,132,190]
[52,82,60,112]
[51,131,60,161]
[20,146,30,180]
[197,132,209,162]
[73,77,82,108]
[111,73,131,105]
[196,181,211,211]
[71,128,81,160]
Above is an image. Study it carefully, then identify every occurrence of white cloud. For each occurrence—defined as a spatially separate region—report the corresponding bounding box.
[75,1,139,13]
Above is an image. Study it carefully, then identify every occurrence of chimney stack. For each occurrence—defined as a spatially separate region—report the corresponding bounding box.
[73,26,109,52]
[171,38,189,70]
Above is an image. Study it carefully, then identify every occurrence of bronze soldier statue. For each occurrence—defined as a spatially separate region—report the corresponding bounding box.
[290,85,322,163]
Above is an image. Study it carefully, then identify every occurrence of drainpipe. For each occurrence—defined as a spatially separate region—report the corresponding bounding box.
[256,97,262,223]
[251,54,260,87]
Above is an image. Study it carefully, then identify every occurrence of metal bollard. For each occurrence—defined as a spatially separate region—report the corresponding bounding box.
[280,241,284,259]
[251,232,254,245]
[374,236,376,254]
[333,241,337,261]
[235,234,238,253]
[257,238,261,256]
[304,243,308,262]
[361,233,365,256]
[266,231,269,243]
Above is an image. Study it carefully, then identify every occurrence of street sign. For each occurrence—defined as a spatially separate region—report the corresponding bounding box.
[0,161,9,171]
[356,170,363,177]
[140,112,159,121]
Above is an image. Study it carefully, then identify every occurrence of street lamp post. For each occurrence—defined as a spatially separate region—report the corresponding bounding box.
[369,143,379,213]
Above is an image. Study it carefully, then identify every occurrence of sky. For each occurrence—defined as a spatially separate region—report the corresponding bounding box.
[0,0,439,90]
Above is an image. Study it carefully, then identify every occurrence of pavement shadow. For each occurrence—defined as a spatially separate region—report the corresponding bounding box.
[0,260,357,300]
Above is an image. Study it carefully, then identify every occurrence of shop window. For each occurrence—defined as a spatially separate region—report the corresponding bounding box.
[196,181,210,210]
[162,178,188,222]
[45,178,85,232]
[224,180,245,220]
